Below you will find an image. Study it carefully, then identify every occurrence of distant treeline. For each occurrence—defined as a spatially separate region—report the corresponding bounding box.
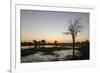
[21,40,89,46]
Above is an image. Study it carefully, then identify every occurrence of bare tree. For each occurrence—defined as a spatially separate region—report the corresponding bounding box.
[64,18,82,58]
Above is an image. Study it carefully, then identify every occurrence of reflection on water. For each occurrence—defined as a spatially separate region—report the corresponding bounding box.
[21,49,81,63]
[21,45,79,49]
[21,46,34,49]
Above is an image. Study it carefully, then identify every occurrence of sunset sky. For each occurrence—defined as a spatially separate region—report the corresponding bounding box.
[21,10,89,43]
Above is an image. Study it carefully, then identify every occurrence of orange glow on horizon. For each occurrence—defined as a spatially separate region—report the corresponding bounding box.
[21,32,89,43]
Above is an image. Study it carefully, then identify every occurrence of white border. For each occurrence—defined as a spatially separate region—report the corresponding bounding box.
[11,3,96,73]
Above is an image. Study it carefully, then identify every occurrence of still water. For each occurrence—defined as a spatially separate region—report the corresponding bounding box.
[21,45,79,49]
[21,48,81,63]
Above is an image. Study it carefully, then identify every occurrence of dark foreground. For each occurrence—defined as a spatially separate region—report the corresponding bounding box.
[21,42,89,63]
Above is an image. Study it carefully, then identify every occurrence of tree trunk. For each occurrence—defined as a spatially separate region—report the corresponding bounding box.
[72,36,75,58]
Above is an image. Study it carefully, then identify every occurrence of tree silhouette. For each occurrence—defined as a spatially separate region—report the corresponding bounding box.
[64,18,82,58]
[41,40,46,47]
[33,40,37,48]
[54,40,58,47]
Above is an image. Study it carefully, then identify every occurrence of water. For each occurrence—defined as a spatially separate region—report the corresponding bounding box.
[21,45,81,63]
[21,49,81,63]
[21,45,79,49]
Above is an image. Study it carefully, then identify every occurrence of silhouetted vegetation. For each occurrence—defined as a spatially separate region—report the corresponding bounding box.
[41,39,46,47]
[21,42,33,46]
[64,18,82,58]
[78,40,89,60]
[54,40,58,47]
[33,40,38,48]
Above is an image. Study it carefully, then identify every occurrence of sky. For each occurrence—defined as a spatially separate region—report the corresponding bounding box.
[21,10,89,43]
